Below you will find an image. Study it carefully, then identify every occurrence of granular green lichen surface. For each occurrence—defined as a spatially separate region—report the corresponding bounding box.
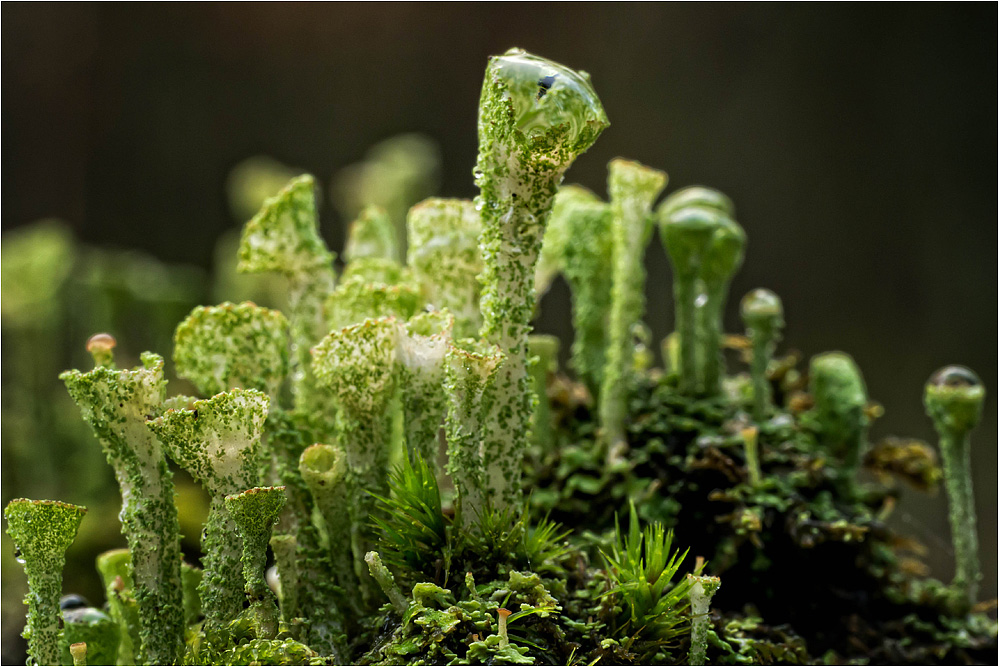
[4,48,995,667]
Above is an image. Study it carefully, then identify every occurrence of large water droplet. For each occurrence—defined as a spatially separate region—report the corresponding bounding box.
[929,365,981,389]
[489,50,608,147]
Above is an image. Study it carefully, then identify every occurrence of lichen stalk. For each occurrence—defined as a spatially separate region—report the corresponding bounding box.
[528,334,560,451]
[923,365,986,613]
[268,534,299,621]
[687,574,721,666]
[60,352,184,665]
[444,340,505,526]
[5,499,87,667]
[398,311,454,468]
[697,217,746,395]
[70,642,87,666]
[407,198,484,339]
[344,204,400,264]
[147,388,270,633]
[807,352,869,480]
[740,289,784,422]
[365,551,408,615]
[225,486,287,639]
[599,159,667,453]
[95,549,140,665]
[299,444,360,603]
[475,48,608,509]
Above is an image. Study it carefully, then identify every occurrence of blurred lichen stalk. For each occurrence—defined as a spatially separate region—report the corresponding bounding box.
[3,48,995,666]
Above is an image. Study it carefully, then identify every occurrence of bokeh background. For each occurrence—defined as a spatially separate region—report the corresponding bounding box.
[3,3,995,662]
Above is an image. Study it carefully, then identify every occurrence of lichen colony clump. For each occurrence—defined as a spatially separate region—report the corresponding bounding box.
[5,48,996,666]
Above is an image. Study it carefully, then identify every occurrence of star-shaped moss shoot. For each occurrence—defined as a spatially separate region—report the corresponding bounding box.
[444,339,505,526]
[344,204,400,264]
[147,388,269,634]
[548,187,613,398]
[924,365,986,613]
[600,160,667,454]
[658,187,739,395]
[806,352,869,481]
[687,572,722,666]
[298,444,358,606]
[60,352,183,665]
[406,198,484,339]
[5,499,86,667]
[312,317,399,541]
[237,174,336,412]
[475,48,608,509]
[324,276,422,331]
[173,301,290,401]
[225,486,287,639]
[397,310,454,468]
[740,289,784,422]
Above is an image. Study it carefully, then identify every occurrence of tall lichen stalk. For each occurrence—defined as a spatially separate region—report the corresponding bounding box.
[475,48,608,509]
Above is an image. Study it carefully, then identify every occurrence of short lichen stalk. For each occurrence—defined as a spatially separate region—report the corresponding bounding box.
[225,486,287,639]
[528,334,560,451]
[924,365,986,613]
[740,289,784,421]
[600,159,667,455]
[397,311,454,468]
[475,48,608,509]
[95,549,141,665]
[444,340,505,526]
[299,444,360,605]
[807,352,869,482]
[364,551,408,616]
[148,389,270,635]
[5,499,87,667]
[687,573,722,666]
[60,351,184,665]
[658,187,737,396]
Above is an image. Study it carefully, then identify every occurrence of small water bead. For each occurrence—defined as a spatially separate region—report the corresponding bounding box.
[60,593,90,610]
[929,365,982,390]
[741,289,783,321]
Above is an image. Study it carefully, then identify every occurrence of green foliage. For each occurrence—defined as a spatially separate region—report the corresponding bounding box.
[601,502,694,652]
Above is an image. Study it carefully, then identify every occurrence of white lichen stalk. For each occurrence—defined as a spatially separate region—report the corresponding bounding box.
[60,352,184,665]
[397,310,454,468]
[475,48,608,510]
[148,388,270,633]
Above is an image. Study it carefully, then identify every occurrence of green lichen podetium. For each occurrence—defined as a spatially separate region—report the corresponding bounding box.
[173,301,290,401]
[806,352,869,480]
[686,574,722,667]
[344,204,400,264]
[397,310,454,468]
[324,276,422,331]
[95,548,141,665]
[599,159,667,455]
[475,48,609,510]
[658,187,737,396]
[407,198,484,339]
[365,551,409,615]
[312,317,399,552]
[60,352,184,665]
[5,499,87,667]
[147,388,270,635]
[298,444,359,605]
[550,187,613,399]
[444,339,505,526]
[237,174,336,415]
[224,486,287,639]
[924,365,986,613]
[740,288,784,422]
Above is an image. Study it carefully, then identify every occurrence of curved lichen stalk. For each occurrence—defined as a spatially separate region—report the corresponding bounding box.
[60,351,184,665]
[147,388,269,634]
[237,174,336,417]
[397,310,454,468]
[173,301,290,401]
[444,339,505,526]
[225,486,287,640]
[600,159,667,454]
[5,499,87,667]
[475,48,608,509]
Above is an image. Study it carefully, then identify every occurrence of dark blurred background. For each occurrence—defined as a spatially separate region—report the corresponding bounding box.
[2,1,995,656]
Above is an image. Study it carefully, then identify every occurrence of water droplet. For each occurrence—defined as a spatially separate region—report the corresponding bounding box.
[694,293,708,308]
[929,365,981,389]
